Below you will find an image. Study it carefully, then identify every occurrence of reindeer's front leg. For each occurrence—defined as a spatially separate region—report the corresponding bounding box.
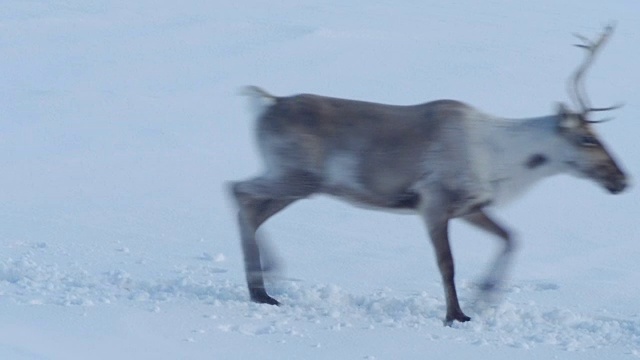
[422,206,471,325]
[462,210,516,293]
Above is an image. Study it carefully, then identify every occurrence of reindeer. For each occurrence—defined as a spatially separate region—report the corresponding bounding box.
[230,25,628,325]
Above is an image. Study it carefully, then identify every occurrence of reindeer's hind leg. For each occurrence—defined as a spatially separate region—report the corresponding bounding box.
[231,173,320,305]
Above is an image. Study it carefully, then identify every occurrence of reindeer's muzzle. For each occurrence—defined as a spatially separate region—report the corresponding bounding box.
[603,170,628,194]
[586,162,628,195]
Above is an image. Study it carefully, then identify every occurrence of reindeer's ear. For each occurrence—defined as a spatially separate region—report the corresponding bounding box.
[556,102,580,130]
[555,102,570,117]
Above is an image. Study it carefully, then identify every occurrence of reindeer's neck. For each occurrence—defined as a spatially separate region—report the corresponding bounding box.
[481,114,568,205]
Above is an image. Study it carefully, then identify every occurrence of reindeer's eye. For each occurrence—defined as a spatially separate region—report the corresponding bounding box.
[579,136,600,147]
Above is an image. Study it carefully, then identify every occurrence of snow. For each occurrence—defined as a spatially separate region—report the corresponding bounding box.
[1,0,639,359]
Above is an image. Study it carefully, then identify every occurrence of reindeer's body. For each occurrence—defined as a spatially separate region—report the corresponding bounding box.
[258,95,484,213]
[231,26,628,325]
[255,93,571,212]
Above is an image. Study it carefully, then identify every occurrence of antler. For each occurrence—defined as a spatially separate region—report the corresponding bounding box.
[567,24,623,123]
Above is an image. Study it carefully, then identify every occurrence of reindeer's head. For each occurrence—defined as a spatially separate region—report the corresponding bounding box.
[556,24,628,194]
[556,103,628,194]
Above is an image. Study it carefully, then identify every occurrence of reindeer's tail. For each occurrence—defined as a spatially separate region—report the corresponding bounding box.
[241,86,277,116]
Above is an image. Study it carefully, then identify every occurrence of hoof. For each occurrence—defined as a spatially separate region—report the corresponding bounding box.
[250,290,280,306]
[444,312,471,326]
[479,281,497,292]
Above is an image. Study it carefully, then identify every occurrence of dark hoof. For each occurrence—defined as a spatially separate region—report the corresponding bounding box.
[479,281,497,292]
[476,279,503,305]
[250,290,280,306]
[444,312,471,326]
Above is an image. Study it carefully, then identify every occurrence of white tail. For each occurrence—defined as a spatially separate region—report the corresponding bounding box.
[241,86,277,116]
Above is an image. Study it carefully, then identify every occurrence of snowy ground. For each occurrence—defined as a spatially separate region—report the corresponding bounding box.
[1,1,639,359]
